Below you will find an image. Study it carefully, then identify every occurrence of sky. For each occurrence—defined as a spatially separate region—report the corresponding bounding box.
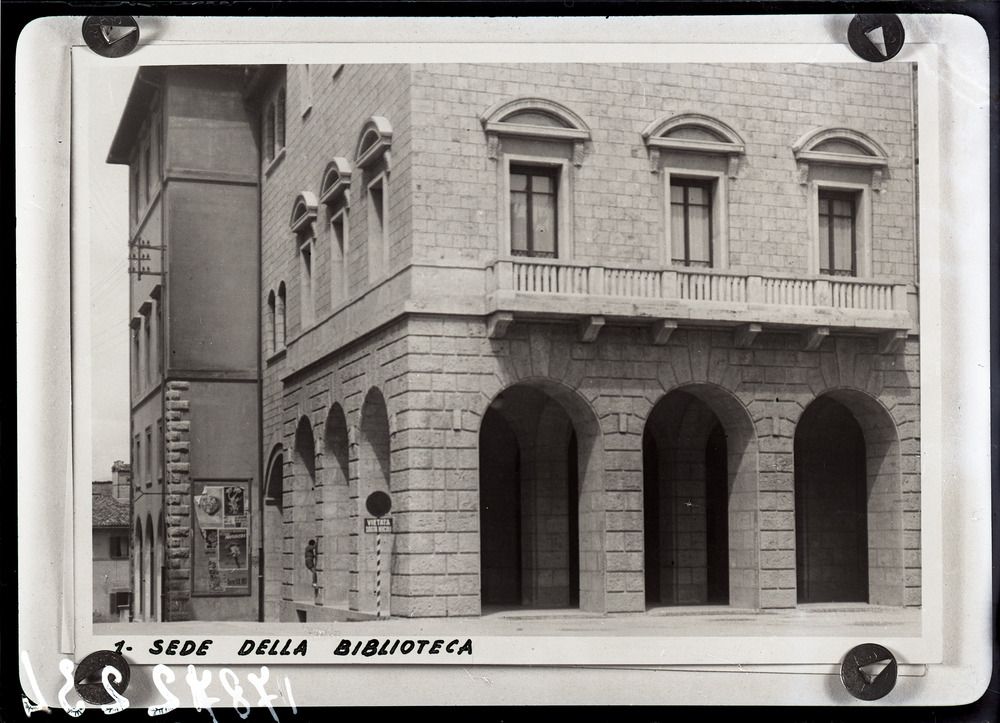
[88,65,138,480]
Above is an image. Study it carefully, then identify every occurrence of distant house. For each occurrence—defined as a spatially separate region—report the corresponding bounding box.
[93,461,131,622]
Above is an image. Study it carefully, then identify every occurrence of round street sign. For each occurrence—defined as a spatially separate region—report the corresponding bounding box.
[365,490,391,517]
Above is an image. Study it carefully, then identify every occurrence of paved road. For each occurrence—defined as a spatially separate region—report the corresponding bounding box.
[98,604,920,638]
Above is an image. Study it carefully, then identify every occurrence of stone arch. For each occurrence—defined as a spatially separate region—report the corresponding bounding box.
[793,388,904,606]
[355,116,393,169]
[154,511,165,622]
[319,158,352,205]
[480,96,592,136]
[644,381,761,610]
[262,443,284,620]
[478,377,607,612]
[357,387,392,615]
[792,126,889,160]
[289,192,319,233]
[144,513,154,622]
[320,403,352,607]
[133,516,144,622]
[292,416,319,604]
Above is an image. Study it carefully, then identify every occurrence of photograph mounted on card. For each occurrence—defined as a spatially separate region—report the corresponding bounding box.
[14,13,992,708]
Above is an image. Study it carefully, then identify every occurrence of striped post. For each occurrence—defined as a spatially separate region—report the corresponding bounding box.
[375,531,382,619]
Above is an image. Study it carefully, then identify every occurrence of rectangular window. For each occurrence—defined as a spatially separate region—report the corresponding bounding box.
[144,143,151,203]
[301,65,313,117]
[110,591,131,616]
[670,178,713,267]
[134,435,142,484]
[130,166,139,224]
[330,209,348,306]
[143,316,151,387]
[818,190,857,277]
[367,176,386,281]
[510,165,558,258]
[110,535,129,559]
[264,103,275,163]
[156,419,163,484]
[299,235,315,327]
[138,142,147,211]
[155,302,163,377]
[131,328,139,395]
[145,427,152,487]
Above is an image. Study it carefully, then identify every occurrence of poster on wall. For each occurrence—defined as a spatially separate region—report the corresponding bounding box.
[192,480,251,596]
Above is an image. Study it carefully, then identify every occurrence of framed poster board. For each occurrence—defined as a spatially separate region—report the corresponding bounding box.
[191,480,250,596]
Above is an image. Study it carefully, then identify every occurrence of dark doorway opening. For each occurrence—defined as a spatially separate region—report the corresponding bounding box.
[795,396,869,603]
[479,385,586,610]
[479,408,522,606]
[644,391,730,607]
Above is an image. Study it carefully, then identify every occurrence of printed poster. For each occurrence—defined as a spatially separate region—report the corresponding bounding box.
[192,480,250,595]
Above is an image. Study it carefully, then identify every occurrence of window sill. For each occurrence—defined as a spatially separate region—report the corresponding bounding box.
[264,148,286,178]
[265,347,287,365]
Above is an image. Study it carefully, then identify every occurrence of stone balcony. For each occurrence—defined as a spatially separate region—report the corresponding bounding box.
[485,257,917,353]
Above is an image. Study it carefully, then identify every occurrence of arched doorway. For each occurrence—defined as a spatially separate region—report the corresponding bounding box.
[358,388,392,615]
[642,385,759,609]
[144,514,154,621]
[293,417,318,604]
[321,404,352,608]
[133,517,143,621]
[794,391,903,605]
[154,512,165,621]
[262,445,284,621]
[478,381,600,611]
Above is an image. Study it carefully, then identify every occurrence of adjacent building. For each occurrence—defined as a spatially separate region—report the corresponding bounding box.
[111,62,920,622]
[92,462,131,622]
[108,67,260,621]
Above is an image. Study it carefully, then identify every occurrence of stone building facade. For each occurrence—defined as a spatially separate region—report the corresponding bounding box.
[258,62,919,620]
[111,62,920,622]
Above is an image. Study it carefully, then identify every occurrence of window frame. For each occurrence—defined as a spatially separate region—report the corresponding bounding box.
[642,115,744,270]
[276,283,287,350]
[817,188,859,277]
[329,205,350,308]
[508,163,561,259]
[297,230,316,329]
[366,172,388,283]
[110,535,129,560]
[144,426,153,487]
[808,180,871,278]
[499,154,572,260]
[661,167,728,270]
[266,290,276,357]
[669,176,716,268]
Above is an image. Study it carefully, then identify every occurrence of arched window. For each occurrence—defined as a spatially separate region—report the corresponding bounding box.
[320,159,352,307]
[276,87,286,151]
[264,102,275,163]
[480,98,591,260]
[290,193,319,329]
[276,282,286,349]
[355,118,392,284]
[266,290,276,357]
[792,127,890,278]
[642,113,746,269]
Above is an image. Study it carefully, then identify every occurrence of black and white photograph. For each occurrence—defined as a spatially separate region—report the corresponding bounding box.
[15,14,992,708]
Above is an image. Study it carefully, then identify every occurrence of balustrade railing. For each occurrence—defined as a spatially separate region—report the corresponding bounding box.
[487,257,908,313]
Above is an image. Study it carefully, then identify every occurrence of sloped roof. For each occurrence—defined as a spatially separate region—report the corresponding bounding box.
[93,494,129,528]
